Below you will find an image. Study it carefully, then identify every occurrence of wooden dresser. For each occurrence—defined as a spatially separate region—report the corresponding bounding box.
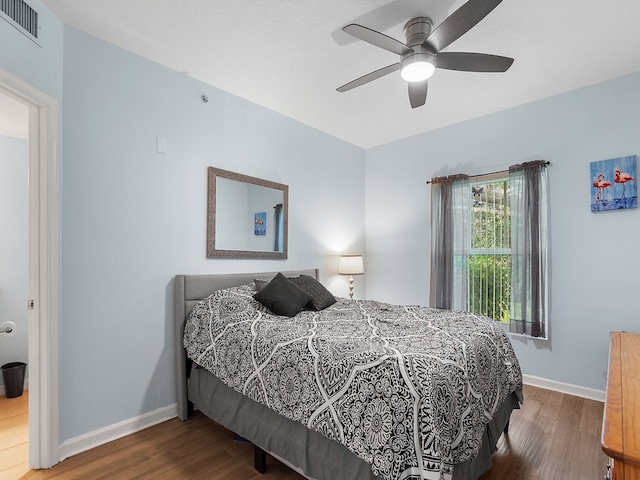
[602,331,640,480]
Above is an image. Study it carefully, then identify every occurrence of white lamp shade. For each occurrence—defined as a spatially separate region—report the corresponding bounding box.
[339,255,364,275]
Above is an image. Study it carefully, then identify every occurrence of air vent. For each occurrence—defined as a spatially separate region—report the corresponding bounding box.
[1,0,39,42]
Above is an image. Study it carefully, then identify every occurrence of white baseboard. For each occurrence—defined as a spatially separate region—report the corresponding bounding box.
[523,374,605,402]
[58,403,178,462]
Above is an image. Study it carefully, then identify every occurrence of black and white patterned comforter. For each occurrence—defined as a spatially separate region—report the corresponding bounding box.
[184,285,522,480]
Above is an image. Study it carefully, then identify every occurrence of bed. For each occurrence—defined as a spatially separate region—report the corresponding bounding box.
[175,269,522,480]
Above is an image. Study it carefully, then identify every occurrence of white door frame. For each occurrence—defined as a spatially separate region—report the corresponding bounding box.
[0,67,59,469]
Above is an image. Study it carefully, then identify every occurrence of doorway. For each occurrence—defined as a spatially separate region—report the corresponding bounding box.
[0,90,29,476]
[0,67,59,470]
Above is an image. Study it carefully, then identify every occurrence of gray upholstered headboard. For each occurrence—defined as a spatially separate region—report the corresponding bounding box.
[174,269,319,420]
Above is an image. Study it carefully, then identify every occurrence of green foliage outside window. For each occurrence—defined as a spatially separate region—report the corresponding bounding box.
[468,255,511,322]
[468,180,511,323]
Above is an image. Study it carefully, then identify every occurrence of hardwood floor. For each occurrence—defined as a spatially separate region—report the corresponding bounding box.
[0,391,29,480]
[2,385,608,480]
[479,384,608,480]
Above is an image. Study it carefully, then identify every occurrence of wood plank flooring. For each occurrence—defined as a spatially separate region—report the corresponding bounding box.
[478,385,608,480]
[1,384,608,480]
[0,391,29,480]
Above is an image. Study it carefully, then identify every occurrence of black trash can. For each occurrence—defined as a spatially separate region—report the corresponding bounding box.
[1,362,27,398]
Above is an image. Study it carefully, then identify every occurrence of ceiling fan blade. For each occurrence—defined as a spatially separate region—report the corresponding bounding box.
[343,24,413,56]
[408,80,428,109]
[436,52,514,72]
[337,63,401,92]
[424,0,502,52]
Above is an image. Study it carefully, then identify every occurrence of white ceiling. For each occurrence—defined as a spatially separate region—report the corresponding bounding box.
[13,1,640,148]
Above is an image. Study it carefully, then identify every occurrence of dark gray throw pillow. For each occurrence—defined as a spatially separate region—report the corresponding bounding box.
[288,275,336,311]
[253,272,311,317]
[253,278,269,291]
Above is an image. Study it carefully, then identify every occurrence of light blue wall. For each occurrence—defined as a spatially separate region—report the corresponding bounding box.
[0,4,64,366]
[60,27,365,442]
[0,0,63,103]
[365,71,640,392]
[3,0,636,449]
[0,0,63,418]
[0,136,28,381]
[0,0,64,392]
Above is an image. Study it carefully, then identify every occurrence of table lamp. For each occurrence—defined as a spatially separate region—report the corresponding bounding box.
[338,254,364,299]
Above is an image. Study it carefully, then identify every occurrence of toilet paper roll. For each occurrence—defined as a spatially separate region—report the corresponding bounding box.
[0,321,16,337]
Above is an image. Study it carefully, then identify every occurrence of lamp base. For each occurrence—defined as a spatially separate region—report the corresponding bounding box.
[348,275,355,299]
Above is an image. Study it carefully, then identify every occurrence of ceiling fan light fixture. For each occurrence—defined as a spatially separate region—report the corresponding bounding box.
[400,53,435,82]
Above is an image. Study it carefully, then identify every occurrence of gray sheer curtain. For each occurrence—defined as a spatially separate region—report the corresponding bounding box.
[429,174,470,310]
[509,161,549,338]
[273,204,283,252]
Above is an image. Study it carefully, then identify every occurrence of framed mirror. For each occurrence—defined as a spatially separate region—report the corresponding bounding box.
[207,167,288,259]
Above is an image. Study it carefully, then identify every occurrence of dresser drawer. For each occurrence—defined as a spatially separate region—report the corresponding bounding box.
[601,332,640,480]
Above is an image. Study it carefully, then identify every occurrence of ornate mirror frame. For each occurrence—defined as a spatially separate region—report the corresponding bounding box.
[207,167,288,259]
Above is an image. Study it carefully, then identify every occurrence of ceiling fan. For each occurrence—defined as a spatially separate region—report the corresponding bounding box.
[336,0,514,109]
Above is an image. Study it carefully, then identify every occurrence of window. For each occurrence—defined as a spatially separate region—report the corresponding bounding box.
[274,203,284,252]
[468,176,511,324]
[430,161,549,338]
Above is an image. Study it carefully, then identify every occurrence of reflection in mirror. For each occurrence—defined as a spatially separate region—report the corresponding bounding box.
[207,167,288,259]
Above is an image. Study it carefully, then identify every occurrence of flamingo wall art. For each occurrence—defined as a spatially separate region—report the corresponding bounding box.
[590,155,637,212]
[254,212,266,235]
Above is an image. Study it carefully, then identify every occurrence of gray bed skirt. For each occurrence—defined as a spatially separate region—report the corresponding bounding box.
[188,365,521,480]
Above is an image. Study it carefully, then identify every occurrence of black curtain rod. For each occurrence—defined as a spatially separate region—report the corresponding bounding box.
[426,161,551,184]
